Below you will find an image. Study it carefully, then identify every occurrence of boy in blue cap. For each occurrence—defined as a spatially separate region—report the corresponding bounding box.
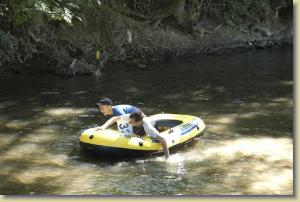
[95,97,144,135]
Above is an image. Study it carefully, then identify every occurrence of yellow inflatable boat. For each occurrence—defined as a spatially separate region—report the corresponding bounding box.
[79,114,205,157]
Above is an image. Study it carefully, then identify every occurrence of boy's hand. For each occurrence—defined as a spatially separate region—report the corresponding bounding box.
[95,126,105,131]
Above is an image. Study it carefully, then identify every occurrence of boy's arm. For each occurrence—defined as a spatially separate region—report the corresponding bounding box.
[140,110,146,117]
[144,119,169,159]
[95,116,121,130]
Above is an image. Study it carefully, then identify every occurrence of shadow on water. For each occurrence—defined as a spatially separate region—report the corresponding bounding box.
[0,47,293,195]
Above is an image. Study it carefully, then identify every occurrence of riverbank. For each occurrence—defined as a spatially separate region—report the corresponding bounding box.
[0,0,293,76]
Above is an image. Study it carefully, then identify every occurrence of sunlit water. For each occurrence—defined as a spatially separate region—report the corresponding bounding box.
[0,47,293,195]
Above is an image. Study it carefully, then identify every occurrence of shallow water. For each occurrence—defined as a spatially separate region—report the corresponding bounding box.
[0,47,293,195]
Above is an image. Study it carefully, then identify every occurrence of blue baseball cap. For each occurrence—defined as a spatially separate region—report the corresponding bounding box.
[96,97,112,106]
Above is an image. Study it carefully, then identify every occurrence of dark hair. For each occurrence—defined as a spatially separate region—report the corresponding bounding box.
[129,111,143,122]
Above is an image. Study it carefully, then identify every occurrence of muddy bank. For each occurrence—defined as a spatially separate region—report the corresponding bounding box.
[0,0,293,76]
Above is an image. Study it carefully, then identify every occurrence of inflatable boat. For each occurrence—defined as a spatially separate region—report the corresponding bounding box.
[79,114,205,157]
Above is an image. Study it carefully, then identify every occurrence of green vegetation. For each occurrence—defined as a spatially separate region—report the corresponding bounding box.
[0,0,293,75]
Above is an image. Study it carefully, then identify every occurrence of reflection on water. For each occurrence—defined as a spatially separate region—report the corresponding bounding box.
[0,47,293,195]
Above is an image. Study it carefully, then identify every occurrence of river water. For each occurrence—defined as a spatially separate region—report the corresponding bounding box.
[0,47,293,195]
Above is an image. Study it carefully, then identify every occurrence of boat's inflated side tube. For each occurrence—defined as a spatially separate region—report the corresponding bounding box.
[79,114,205,157]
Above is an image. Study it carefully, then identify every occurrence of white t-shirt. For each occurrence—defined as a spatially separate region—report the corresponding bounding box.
[117,114,133,135]
[119,115,159,138]
[142,117,159,138]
